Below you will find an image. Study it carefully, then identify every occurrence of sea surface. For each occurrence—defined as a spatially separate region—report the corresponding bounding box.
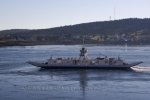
[0,45,150,100]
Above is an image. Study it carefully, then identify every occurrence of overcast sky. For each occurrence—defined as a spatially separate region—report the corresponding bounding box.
[0,0,150,30]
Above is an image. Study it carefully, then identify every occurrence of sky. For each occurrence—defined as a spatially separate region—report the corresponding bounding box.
[0,0,150,30]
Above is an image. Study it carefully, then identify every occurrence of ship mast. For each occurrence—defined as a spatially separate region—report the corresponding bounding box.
[79,37,88,59]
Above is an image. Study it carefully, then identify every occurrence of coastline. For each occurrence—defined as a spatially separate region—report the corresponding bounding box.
[0,41,148,47]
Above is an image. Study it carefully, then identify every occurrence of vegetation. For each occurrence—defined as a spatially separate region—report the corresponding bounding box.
[0,18,150,46]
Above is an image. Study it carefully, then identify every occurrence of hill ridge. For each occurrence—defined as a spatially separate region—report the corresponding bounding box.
[0,18,150,46]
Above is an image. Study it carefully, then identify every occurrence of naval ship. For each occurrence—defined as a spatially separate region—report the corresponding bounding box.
[27,45,143,69]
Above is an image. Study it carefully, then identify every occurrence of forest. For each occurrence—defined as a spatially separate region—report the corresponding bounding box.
[0,18,150,46]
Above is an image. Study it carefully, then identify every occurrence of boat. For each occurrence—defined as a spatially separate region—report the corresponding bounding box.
[27,44,143,69]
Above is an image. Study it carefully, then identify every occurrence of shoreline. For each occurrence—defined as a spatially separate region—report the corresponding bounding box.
[0,42,149,47]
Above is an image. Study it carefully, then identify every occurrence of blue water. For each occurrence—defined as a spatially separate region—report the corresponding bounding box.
[0,45,150,100]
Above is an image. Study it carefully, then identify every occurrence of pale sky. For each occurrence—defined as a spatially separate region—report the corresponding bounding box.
[0,0,150,30]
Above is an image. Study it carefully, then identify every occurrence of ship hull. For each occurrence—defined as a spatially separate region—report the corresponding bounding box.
[27,61,143,70]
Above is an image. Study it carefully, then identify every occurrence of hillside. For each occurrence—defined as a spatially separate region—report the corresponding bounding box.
[0,18,150,46]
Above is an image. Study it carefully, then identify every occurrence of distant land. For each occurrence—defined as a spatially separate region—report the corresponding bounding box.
[0,18,150,46]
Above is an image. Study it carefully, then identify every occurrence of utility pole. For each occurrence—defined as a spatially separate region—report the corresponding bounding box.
[114,7,116,20]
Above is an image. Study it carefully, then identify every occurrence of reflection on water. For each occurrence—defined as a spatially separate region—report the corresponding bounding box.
[23,68,150,100]
[1,66,150,100]
[0,45,150,100]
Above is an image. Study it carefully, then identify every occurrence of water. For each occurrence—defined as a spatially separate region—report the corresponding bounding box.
[0,45,150,100]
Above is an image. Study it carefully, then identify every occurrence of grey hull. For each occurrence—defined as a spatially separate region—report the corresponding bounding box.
[27,61,143,70]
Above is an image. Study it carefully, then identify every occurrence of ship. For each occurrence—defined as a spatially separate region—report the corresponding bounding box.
[27,44,143,69]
